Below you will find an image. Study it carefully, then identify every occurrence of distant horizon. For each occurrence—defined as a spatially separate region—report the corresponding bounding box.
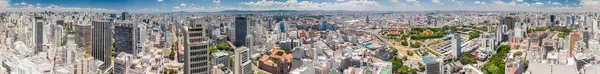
[0,0,599,13]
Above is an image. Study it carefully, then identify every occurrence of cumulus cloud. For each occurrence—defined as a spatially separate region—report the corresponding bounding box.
[180,3,186,7]
[406,0,417,2]
[432,0,440,4]
[516,0,523,2]
[158,0,163,2]
[390,0,400,3]
[213,0,221,4]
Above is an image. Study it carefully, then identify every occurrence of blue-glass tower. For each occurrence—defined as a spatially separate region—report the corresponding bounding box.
[234,17,248,47]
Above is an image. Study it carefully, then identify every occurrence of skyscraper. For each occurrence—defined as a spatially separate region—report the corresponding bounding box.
[121,12,129,20]
[114,23,137,55]
[91,20,113,71]
[550,15,556,23]
[500,17,518,30]
[74,24,91,49]
[451,34,462,58]
[184,17,211,74]
[234,47,252,74]
[34,16,44,54]
[234,17,248,47]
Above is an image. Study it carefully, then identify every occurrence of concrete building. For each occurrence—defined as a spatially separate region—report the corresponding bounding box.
[74,24,91,49]
[234,17,248,47]
[234,47,252,74]
[259,48,292,74]
[500,17,518,30]
[114,23,137,55]
[426,61,444,74]
[183,17,211,74]
[91,20,113,71]
[211,51,230,70]
[113,52,133,74]
[451,34,462,58]
[34,16,44,54]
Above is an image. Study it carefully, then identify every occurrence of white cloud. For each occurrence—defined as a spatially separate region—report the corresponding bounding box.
[180,3,186,7]
[213,0,221,4]
[474,1,480,4]
[406,0,417,2]
[432,0,440,3]
[0,0,8,9]
[533,2,543,5]
[337,0,345,2]
[390,0,400,3]
[173,6,180,9]
[20,2,26,5]
[481,2,486,5]
[157,0,163,2]
[552,2,561,5]
[516,0,523,2]
[36,3,40,5]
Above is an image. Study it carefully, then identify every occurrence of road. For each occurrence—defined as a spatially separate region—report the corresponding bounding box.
[365,29,422,60]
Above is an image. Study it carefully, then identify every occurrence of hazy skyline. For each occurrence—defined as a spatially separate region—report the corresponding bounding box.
[0,0,599,12]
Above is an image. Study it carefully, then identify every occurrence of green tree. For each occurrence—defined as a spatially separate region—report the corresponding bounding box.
[410,43,420,48]
[514,51,523,57]
[418,63,425,71]
[209,46,219,54]
[217,43,233,51]
[460,52,477,64]
[406,50,415,56]
[169,50,175,59]
[390,46,398,54]
[401,40,409,46]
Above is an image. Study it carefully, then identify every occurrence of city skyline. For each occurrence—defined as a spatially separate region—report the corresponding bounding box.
[0,0,600,12]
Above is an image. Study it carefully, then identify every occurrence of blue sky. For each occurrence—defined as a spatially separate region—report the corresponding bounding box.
[0,0,599,12]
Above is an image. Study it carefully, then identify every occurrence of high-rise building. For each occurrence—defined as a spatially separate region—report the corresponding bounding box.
[234,47,252,74]
[113,52,133,74]
[34,16,44,54]
[91,20,113,71]
[550,15,556,23]
[54,25,64,47]
[183,17,211,74]
[121,12,129,20]
[114,23,137,55]
[425,61,444,74]
[74,24,91,49]
[234,17,248,47]
[500,17,518,30]
[451,34,462,58]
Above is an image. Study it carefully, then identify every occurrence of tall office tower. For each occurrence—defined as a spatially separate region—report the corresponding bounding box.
[550,15,556,23]
[74,24,92,49]
[246,35,254,55]
[500,17,518,30]
[234,47,252,74]
[184,17,211,74]
[114,23,137,55]
[234,17,248,47]
[593,20,598,40]
[268,18,273,30]
[34,16,44,54]
[425,61,444,74]
[320,19,327,30]
[366,16,370,24]
[91,20,113,71]
[451,34,462,58]
[121,12,129,20]
[113,52,132,74]
[54,25,64,47]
